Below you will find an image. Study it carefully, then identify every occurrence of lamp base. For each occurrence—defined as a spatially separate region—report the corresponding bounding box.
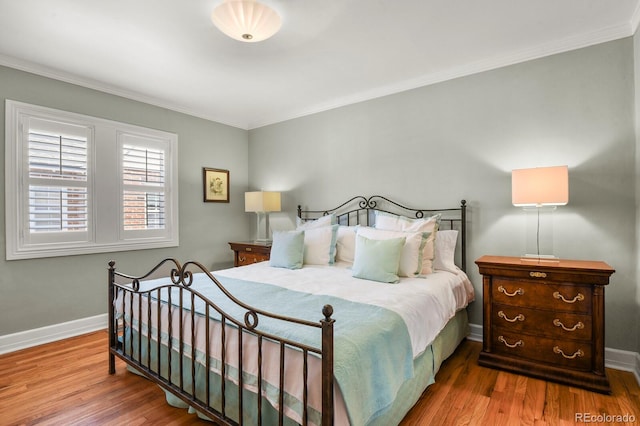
[254,211,272,242]
[252,238,272,245]
[523,207,557,263]
[520,254,560,263]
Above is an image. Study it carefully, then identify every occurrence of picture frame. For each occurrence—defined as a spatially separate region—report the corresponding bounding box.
[203,167,230,203]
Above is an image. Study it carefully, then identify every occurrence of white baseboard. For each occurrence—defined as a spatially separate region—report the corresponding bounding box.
[467,322,640,386]
[0,314,107,355]
[1,317,638,388]
[605,346,640,376]
[604,349,640,391]
[468,323,483,342]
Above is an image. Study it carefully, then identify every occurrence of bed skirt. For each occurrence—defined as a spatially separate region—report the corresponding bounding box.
[128,308,470,425]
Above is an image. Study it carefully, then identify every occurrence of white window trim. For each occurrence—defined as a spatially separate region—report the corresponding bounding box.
[5,100,179,260]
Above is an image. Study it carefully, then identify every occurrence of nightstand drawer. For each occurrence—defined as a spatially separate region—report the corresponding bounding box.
[229,241,271,267]
[491,330,592,371]
[237,251,269,266]
[492,304,592,341]
[492,278,591,314]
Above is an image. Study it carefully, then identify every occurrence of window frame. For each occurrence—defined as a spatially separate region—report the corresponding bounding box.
[5,100,179,260]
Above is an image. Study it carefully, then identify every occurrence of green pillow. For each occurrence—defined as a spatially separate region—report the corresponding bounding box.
[352,234,405,283]
[269,230,305,269]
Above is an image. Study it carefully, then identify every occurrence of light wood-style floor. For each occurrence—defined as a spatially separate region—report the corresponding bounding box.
[0,330,638,425]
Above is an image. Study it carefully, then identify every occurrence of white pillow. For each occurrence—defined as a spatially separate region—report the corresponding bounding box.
[357,226,426,277]
[296,213,336,230]
[303,224,339,265]
[336,225,357,263]
[433,230,459,273]
[374,211,439,232]
[374,211,440,275]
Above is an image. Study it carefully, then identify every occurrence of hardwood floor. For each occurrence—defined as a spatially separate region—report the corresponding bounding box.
[400,341,639,426]
[0,331,638,425]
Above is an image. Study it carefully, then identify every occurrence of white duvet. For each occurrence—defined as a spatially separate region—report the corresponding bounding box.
[215,261,475,358]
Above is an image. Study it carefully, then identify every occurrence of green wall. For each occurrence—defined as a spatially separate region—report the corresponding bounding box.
[249,39,639,352]
[2,37,639,354]
[0,65,250,335]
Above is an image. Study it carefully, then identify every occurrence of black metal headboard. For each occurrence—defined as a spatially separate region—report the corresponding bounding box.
[297,195,467,272]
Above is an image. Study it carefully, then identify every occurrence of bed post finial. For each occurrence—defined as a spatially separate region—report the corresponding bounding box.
[322,304,333,320]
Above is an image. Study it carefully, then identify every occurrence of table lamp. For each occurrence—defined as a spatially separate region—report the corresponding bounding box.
[245,191,281,242]
[512,165,568,259]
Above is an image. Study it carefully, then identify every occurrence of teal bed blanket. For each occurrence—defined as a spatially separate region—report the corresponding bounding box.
[123,272,415,425]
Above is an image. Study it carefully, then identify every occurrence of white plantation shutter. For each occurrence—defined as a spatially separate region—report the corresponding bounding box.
[116,131,176,242]
[120,136,170,237]
[6,100,178,260]
[24,118,91,245]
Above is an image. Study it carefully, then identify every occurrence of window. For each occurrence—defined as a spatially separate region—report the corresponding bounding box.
[5,100,179,260]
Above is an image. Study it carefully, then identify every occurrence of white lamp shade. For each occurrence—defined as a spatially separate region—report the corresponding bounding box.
[512,165,569,207]
[245,191,281,212]
[211,1,282,42]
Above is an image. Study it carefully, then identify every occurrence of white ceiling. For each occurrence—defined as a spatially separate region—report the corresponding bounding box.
[1,0,639,130]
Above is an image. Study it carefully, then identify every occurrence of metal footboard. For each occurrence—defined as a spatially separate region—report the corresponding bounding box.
[108,258,335,425]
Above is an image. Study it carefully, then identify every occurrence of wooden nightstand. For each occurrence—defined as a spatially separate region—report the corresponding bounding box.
[475,255,615,394]
[229,241,271,267]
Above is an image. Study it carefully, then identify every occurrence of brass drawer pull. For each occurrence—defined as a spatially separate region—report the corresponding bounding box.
[498,311,525,323]
[498,335,524,348]
[245,247,252,252]
[239,256,246,262]
[529,271,547,278]
[553,319,584,332]
[553,346,584,359]
[498,286,524,297]
[553,291,584,304]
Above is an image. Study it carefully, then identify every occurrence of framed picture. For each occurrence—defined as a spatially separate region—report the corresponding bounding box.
[203,167,229,203]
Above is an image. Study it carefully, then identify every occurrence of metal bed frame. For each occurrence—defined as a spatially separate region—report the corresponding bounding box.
[108,195,467,425]
[298,196,467,272]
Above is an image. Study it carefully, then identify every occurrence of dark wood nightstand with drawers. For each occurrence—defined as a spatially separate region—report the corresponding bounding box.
[475,255,615,394]
[229,241,271,267]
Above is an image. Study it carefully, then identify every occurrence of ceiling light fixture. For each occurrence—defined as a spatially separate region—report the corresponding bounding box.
[211,0,282,42]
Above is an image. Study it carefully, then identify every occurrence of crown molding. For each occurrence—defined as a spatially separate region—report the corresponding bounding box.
[0,54,248,130]
[249,21,635,129]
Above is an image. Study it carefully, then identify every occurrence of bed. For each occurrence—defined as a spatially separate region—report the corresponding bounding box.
[108,195,473,425]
